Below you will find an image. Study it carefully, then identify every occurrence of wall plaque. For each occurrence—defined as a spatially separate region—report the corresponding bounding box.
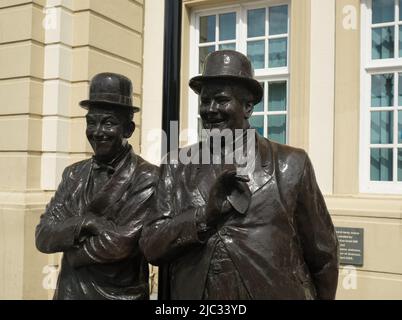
[335,227,364,266]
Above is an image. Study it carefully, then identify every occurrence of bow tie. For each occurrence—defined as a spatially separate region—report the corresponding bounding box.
[92,161,115,174]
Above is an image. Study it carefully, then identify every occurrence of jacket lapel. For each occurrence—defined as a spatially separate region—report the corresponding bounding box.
[247,134,274,195]
[87,147,137,216]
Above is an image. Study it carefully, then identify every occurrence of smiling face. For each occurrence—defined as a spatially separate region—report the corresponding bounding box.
[199,79,254,133]
[86,105,134,162]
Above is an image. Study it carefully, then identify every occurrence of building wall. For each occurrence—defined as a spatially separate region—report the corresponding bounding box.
[0,0,144,299]
[332,0,402,299]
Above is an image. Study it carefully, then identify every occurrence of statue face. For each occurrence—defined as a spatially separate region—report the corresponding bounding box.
[199,81,253,133]
[86,106,132,161]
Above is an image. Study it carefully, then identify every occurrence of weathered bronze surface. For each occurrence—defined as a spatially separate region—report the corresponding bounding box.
[36,73,158,300]
[140,51,339,300]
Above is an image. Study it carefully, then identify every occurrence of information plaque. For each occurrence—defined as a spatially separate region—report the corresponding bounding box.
[335,227,364,266]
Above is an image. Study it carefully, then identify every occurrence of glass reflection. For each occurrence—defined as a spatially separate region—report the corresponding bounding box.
[269,38,287,68]
[247,41,265,69]
[370,148,393,181]
[248,8,265,38]
[269,5,288,35]
[200,15,216,43]
[371,74,394,107]
[372,27,394,60]
[219,12,236,41]
[371,111,394,144]
[268,115,286,144]
[372,0,394,24]
[219,43,236,50]
[268,82,287,111]
[199,46,215,73]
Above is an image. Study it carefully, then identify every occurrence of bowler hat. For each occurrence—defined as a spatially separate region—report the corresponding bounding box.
[189,50,263,104]
[80,72,140,113]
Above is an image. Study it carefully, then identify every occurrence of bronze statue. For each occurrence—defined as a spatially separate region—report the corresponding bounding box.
[140,50,339,300]
[36,73,158,300]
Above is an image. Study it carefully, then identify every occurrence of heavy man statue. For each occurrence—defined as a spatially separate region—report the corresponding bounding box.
[140,51,339,300]
[36,73,158,300]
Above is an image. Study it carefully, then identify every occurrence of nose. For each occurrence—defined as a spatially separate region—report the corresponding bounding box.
[206,100,219,113]
[93,123,104,138]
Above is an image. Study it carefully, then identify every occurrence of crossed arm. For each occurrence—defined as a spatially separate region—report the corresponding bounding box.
[35,166,152,268]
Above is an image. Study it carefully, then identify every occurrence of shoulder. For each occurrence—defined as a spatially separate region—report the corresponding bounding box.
[62,158,92,180]
[135,154,159,175]
[260,137,308,178]
[271,140,308,166]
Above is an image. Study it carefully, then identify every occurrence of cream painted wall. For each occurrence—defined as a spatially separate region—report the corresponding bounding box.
[308,0,335,195]
[141,0,164,166]
[0,0,145,299]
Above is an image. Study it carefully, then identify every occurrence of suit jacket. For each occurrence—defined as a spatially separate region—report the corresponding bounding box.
[36,146,158,300]
[140,134,339,300]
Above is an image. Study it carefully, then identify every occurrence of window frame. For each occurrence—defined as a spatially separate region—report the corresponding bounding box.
[360,0,402,194]
[188,0,291,145]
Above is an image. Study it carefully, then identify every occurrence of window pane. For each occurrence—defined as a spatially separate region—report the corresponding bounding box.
[254,82,265,112]
[199,46,215,73]
[269,5,288,35]
[372,0,395,24]
[400,0,402,20]
[399,73,402,105]
[398,149,402,181]
[200,15,216,43]
[370,148,393,181]
[219,12,236,41]
[399,26,402,57]
[247,41,265,69]
[371,74,394,107]
[268,115,286,144]
[268,82,287,111]
[250,116,264,136]
[219,43,236,50]
[248,8,265,38]
[269,38,287,68]
[372,27,394,59]
[399,111,402,143]
[371,111,394,144]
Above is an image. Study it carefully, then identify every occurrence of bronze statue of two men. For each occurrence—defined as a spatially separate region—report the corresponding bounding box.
[36,50,339,300]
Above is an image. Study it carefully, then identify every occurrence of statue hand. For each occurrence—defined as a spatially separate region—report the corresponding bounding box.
[80,213,110,237]
[206,169,246,225]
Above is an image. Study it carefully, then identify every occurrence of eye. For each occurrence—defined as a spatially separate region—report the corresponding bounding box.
[200,98,210,105]
[216,96,230,104]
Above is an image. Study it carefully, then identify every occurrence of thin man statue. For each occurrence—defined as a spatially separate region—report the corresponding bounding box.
[36,73,158,300]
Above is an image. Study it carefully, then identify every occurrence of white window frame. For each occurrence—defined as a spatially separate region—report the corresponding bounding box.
[188,0,291,145]
[360,0,402,194]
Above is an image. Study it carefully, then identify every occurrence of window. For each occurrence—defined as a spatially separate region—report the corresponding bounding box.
[361,0,402,194]
[189,1,290,145]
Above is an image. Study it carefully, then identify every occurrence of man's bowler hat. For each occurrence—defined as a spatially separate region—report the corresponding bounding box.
[189,50,263,104]
[80,72,140,113]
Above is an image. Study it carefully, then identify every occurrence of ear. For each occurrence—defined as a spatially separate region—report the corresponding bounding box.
[244,101,254,119]
[124,121,135,138]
